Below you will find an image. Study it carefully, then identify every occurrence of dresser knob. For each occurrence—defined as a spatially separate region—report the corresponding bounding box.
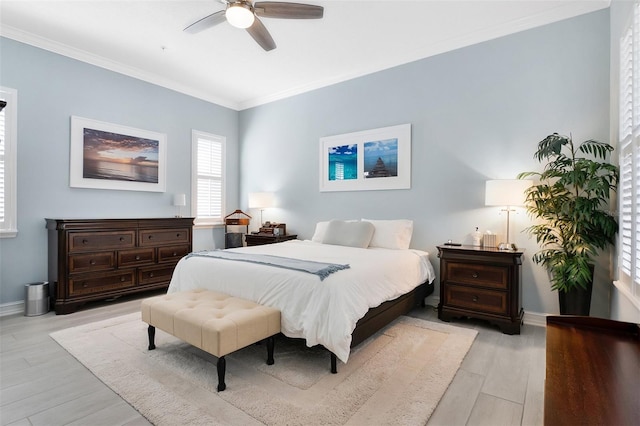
[472,296,479,302]
[472,273,479,278]
[82,239,88,244]
[135,255,141,260]
[172,252,178,256]
[120,237,125,242]
[176,233,181,238]
[149,272,154,278]
[120,276,126,282]
[90,260,96,265]
[82,283,88,288]
[148,235,153,239]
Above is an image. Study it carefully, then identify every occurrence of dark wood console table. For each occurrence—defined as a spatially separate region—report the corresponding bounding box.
[544,315,640,425]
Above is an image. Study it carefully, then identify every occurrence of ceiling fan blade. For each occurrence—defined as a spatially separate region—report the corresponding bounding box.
[254,2,323,19]
[184,10,226,34]
[246,17,276,51]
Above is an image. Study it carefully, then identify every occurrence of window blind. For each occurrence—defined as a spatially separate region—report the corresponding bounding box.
[618,3,640,302]
[193,131,225,225]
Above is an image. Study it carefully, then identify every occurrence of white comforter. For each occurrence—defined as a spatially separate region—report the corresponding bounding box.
[168,240,436,362]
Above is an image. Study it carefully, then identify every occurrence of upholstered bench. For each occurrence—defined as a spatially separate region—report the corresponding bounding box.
[141,289,281,391]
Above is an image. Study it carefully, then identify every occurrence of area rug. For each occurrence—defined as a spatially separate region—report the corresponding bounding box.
[51,313,477,426]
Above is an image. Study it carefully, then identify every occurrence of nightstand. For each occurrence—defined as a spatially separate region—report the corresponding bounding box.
[437,245,524,334]
[245,234,298,246]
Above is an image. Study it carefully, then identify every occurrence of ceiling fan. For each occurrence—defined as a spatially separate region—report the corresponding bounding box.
[184,1,324,51]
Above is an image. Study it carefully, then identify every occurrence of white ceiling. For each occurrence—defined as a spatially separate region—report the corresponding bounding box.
[0,1,610,110]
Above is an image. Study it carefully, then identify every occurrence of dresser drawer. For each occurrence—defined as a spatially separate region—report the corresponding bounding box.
[118,248,155,267]
[69,252,115,273]
[446,262,508,289]
[444,284,508,315]
[69,231,136,252]
[69,270,135,296]
[157,245,190,263]
[138,265,175,285]
[139,228,190,247]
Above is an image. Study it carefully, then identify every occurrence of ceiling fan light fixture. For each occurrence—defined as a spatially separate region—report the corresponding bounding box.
[226,3,255,29]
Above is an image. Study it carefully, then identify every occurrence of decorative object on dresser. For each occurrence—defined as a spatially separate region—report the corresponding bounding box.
[437,245,523,334]
[224,209,251,248]
[172,193,186,217]
[46,218,193,314]
[245,232,297,246]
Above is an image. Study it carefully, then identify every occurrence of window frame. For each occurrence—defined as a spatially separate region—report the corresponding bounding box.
[615,2,640,309]
[191,130,226,228]
[0,86,18,238]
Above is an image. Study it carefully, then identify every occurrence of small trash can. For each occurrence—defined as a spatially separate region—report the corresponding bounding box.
[24,282,49,316]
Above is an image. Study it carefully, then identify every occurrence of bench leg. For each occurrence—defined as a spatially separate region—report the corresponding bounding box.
[330,353,337,374]
[217,356,226,392]
[147,325,156,350]
[266,335,275,365]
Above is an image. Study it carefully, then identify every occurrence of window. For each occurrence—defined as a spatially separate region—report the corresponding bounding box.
[192,130,225,227]
[0,87,17,238]
[617,3,640,307]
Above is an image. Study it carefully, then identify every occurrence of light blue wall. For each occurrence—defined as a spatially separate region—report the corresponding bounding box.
[0,9,612,317]
[0,38,239,306]
[239,10,611,316]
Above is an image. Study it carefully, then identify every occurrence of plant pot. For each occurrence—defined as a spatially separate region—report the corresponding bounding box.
[558,266,594,316]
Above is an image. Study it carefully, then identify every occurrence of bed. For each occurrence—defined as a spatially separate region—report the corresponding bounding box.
[167,219,436,371]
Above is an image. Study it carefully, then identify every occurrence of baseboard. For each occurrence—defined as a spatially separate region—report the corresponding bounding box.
[424,295,548,327]
[0,300,24,317]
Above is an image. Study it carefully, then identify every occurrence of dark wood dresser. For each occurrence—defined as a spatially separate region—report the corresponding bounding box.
[545,316,639,425]
[46,218,193,314]
[437,245,524,334]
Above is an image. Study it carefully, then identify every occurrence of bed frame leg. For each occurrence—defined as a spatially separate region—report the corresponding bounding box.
[147,325,156,350]
[330,353,337,374]
[266,336,275,365]
[217,356,226,392]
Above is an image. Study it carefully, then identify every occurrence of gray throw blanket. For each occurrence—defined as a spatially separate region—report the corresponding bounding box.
[185,250,350,281]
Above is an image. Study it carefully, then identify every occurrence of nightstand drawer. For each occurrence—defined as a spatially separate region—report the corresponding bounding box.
[69,270,135,296]
[118,248,155,267]
[69,231,136,252]
[445,284,507,315]
[139,228,191,246]
[447,262,508,289]
[69,252,115,273]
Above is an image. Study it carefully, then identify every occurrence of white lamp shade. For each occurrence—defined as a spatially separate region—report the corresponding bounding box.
[248,192,275,209]
[485,180,532,207]
[226,4,255,28]
[173,193,186,207]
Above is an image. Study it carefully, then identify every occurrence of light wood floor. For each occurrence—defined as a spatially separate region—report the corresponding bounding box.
[0,293,545,426]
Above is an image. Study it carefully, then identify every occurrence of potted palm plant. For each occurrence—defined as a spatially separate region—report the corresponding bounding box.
[518,133,618,315]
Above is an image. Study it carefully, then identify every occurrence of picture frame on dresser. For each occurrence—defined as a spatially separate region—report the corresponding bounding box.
[69,116,167,192]
[319,123,411,192]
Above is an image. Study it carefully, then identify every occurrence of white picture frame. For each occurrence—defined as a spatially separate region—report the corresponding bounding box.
[70,116,166,192]
[319,123,411,192]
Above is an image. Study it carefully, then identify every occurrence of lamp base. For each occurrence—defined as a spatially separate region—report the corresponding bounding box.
[498,242,518,251]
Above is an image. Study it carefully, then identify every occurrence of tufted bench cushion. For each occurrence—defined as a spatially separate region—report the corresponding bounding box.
[141,289,281,391]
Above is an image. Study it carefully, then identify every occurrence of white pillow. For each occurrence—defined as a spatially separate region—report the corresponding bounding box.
[311,221,329,243]
[311,219,359,243]
[362,219,413,250]
[321,220,375,248]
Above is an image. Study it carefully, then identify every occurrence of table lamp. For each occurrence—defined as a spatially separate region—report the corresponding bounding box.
[248,192,275,225]
[485,180,532,251]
